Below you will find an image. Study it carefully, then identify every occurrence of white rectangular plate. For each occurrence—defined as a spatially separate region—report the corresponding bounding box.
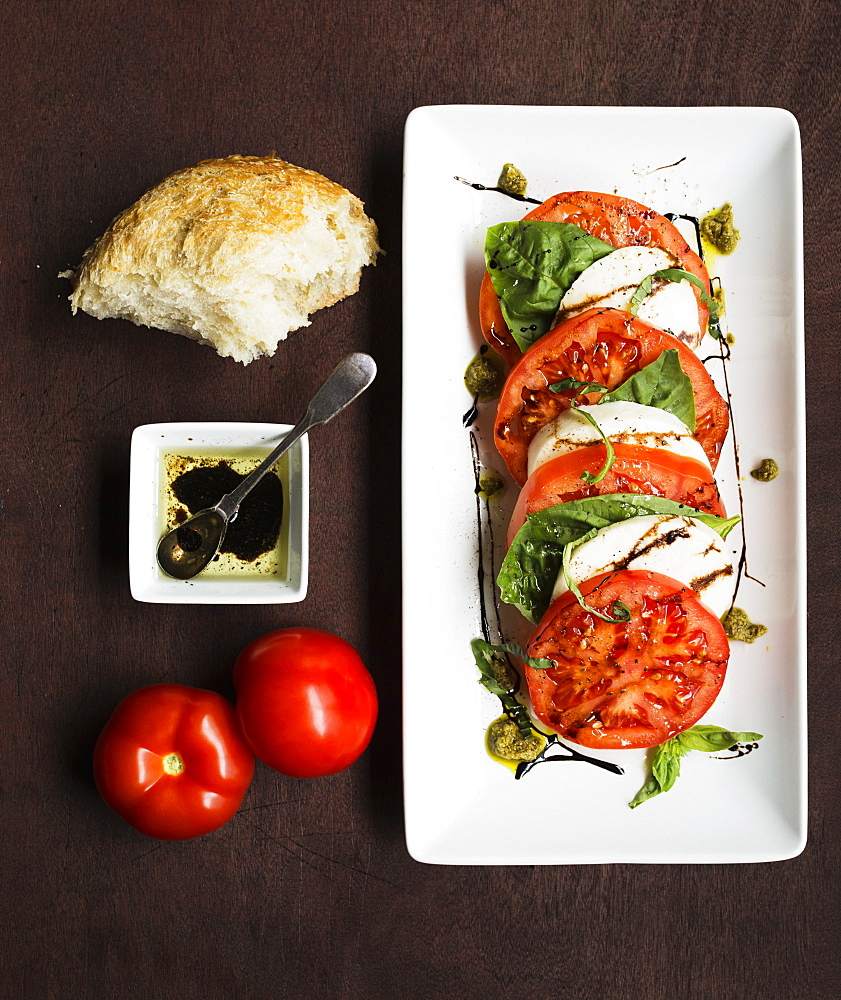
[401,106,805,864]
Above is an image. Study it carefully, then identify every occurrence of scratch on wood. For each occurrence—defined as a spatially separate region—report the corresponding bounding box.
[252,820,400,889]
[45,373,132,429]
[128,842,168,864]
[254,823,338,883]
[237,797,308,814]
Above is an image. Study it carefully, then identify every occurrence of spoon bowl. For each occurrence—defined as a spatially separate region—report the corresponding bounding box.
[156,352,377,580]
[156,508,229,580]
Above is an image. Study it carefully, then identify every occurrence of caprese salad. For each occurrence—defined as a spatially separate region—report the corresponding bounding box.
[472,189,761,805]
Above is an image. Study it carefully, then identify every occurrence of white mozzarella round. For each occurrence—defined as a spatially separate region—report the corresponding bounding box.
[527,401,711,479]
[554,245,702,348]
[551,514,734,617]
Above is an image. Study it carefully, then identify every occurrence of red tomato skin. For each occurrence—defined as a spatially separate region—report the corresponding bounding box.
[524,571,730,750]
[233,628,378,779]
[93,684,255,840]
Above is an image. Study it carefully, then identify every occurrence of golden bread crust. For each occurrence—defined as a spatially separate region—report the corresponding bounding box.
[65,154,380,363]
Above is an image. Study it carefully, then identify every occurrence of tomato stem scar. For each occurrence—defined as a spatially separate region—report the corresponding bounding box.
[162,752,184,775]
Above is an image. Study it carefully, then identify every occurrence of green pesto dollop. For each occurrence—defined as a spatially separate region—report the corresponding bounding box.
[464,354,503,398]
[478,470,505,501]
[497,163,528,197]
[485,652,518,692]
[750,458,779,482]
[722,607,768,643]
[701,203,740,254]
[486,717,544,762]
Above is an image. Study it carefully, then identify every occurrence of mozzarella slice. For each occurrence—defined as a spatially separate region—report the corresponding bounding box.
[528,401,711,479]
[554,246,702,348]
[551,514,734,617]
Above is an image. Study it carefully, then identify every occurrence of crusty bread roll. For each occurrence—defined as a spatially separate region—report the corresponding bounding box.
[63,155,380,364]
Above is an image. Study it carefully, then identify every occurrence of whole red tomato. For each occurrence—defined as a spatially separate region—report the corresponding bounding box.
[93,683,255,840]
[233,627,378,779]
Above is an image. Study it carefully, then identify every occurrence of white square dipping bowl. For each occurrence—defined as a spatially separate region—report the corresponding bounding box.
[129,422,308,604]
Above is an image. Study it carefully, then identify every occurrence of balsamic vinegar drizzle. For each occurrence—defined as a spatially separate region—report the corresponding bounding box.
[516,736,623,779]
[649,157,687,172]
[469,427,623,778]
[462,397,479,428]
[455,176,542,205]
[665,211,704,261]
[469,431,494,644]
[701,290,766,608]
[662,215,762,609]
[714,741,761,759]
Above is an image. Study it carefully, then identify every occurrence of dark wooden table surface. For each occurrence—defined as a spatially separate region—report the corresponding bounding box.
[2,2,839,998]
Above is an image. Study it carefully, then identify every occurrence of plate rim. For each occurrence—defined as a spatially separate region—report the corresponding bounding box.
[401,104,806,865]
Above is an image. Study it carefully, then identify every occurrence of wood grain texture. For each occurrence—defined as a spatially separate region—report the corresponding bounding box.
[1,1,838,998]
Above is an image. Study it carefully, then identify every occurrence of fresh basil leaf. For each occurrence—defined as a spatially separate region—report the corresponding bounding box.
[471,639,512,698]
[628,273,655,315]
[485,222,615,352]
[629,738,686,808]
[656,268,720,319]
[560,540,630,623]
[470,639,547,739]
[498,495,741,623]
[628,772,662,808]
[471,639,553,684]
[630,724,763,808]
[652,740,685,793]
[494,640,554,673]
[569,407,615,485]
[600,349,696,432]
[549,376,608,396]
[629,267,722,339]
[612,600,631,620]
[676,725,763,753]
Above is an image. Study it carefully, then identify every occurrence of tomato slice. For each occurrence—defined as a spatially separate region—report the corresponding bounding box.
[480,190,711,364]
[524,570,730,750]
[507,444,725,546]
[494,308,729,484]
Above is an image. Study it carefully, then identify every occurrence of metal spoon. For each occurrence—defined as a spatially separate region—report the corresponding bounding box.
[156,352,377,580]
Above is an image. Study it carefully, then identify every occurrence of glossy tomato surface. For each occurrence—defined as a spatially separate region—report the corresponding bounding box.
[507,444,725,545]
[494,308,729,484]
[479,271,522,369]
[233,627,378,779]
[93,684,255,840]
[524,570,730,750]
[479,190,711,364]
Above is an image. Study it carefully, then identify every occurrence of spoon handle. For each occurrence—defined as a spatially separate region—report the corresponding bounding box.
[215,352,377,519]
